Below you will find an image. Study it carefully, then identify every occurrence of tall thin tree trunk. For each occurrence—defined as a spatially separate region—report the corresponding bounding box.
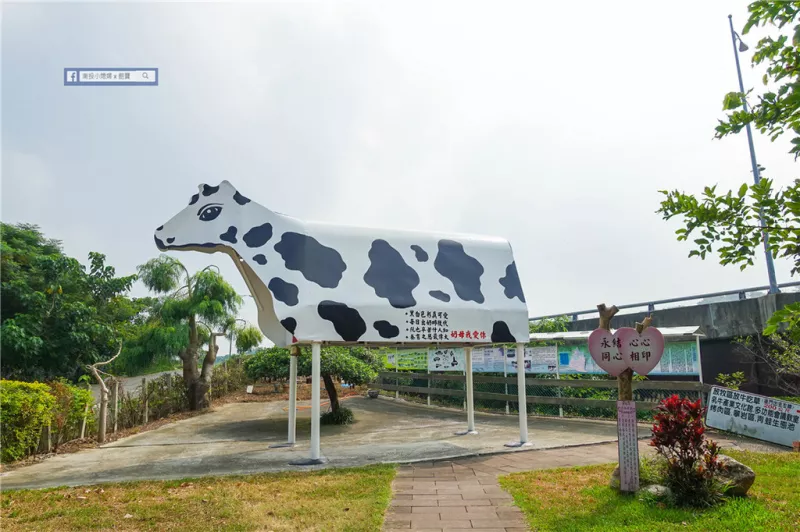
[322,374,340,413]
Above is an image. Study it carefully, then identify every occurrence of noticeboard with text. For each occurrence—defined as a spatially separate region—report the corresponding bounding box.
[706,386,799,448]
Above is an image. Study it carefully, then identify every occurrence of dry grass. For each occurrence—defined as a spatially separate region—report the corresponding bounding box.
[1,464,395,531]
[500,449,800,532]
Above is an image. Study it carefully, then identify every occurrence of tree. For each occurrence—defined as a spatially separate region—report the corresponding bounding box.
[1,223,137,381]
[657,3,800,333]
[657,2,800,392]
[137,255,241,409]
[244,345,381,423]
[234,324,263,354]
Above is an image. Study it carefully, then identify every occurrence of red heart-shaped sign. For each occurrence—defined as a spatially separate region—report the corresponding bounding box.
[613,327,664,375]
[587,328,628,376]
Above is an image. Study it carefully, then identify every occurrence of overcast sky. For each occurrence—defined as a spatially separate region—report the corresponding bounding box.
[3,1,798,353]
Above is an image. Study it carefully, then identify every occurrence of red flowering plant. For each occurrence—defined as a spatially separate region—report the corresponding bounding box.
[650,395,726,507]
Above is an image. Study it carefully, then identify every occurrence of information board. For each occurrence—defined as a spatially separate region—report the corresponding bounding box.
[559,341,699,376]
[427,347,465,371]
[706,386,800,448]
[616,400,640,492]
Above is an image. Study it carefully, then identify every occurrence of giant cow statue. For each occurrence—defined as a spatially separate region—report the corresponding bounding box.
[154,181,529,347]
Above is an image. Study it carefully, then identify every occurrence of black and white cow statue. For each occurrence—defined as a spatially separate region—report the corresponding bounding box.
[154,181,529,347]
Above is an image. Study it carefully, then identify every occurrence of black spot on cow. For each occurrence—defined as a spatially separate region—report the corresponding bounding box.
[280,317,297,334]
[490,321,516,343]
[411,245,428,262]
[156,225,163,231]
[275,233,347,288]
[220,226,237,244]
[364,239,419,309]
[167,237,175,244]
[433,240,485,303]
[243,223,273,248]
[189,193,199,205]
[202,184,219,196]
[233,191,251,205]
[499,261,525,303]
[373,320,400,339]
[268,278,299,307]
[252,254,267,265]
[429,290,450,302]
[318,301,366,341]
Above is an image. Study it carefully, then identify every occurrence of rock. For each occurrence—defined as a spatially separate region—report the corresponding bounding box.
[717,455,756,496]
[367,390,379,399]
[640,484,672,498]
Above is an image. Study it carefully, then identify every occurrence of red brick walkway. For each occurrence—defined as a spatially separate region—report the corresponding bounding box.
[382,440,651,531]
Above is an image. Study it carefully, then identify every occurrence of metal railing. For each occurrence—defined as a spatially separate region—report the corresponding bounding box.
[530,281,800,322]
[375,371,709,421]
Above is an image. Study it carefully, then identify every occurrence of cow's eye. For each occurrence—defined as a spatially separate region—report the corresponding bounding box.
[199,204,222,221]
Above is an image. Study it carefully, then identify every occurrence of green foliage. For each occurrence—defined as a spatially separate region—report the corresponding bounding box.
[234,324,263,353]
[245,346,381,385]
[320,406,355,425]
[735,334,800,396]
[716,371,747,390]
[715,2,800,154]
[0,380,56,462]
[529,315,570,334]
[1,223,137,381]
[46,378,94,449]
[657,3,800,342]
[245,347,291,381]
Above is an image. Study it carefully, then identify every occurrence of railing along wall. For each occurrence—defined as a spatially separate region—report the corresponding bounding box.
[375,371,710,413]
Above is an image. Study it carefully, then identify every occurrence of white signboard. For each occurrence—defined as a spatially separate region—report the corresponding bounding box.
[528,346,557,373]
[428,347,465,371]
[706,386,800,448]
[616,400,640,492]
[471,347,505,373]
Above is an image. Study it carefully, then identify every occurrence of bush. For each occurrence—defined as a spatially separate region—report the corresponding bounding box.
[650,395,726,507]
[321,406,355,425]
[47,378,94,448]
[210,356,250,399]
[0,380,56,463]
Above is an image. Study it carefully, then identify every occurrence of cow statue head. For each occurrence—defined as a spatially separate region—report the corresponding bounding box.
[154,181,254,253]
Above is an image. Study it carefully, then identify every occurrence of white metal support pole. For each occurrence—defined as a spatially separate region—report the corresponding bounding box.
[555,342,563,418]
[310,342,321,460]
[272,347,300,449]
[427,367,432,407]
[696,335,705,406]
[503,347,509,415]
[460,346,476,434]
[288,353,298,444]
[506,342,530,447]
[695,335,704,385]
[289,342,326,464]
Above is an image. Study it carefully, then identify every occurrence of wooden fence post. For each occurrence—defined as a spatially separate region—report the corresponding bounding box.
[38,423,52,453]
[111,379,119,433]
[142,377,149,424]
[80,382,91,439]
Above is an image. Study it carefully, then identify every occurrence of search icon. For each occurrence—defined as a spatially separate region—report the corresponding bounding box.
[142,72,149,79]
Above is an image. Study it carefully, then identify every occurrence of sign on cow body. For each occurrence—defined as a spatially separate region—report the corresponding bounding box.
[706,386,800,448]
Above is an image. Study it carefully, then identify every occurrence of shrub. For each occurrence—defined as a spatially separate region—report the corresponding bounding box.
[650,394,726,507]
[0,380,56,463]
[321,406,355,425]
[47,378,94,448]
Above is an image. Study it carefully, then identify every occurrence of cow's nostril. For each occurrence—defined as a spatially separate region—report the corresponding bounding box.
[156,225,164,231]
[167,237,175,244]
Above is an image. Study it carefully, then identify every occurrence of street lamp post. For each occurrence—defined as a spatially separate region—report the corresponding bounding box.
[728,14,780,295]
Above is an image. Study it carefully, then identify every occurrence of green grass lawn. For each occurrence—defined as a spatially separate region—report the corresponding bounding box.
[500,450,800,532]
[0,464,395,531]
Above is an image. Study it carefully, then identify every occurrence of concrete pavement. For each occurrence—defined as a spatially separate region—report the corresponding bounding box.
[1,396,652,490]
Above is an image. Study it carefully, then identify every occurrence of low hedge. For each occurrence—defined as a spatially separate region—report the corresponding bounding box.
[0,380,56,463]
